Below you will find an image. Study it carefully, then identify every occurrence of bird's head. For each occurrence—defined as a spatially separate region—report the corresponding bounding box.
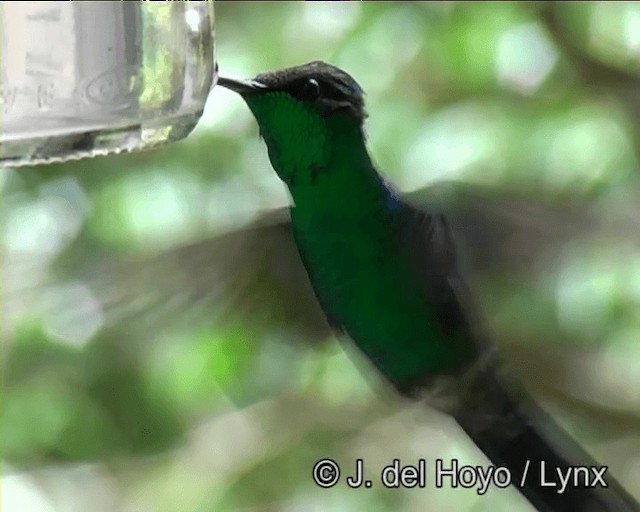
[218,61,368,185]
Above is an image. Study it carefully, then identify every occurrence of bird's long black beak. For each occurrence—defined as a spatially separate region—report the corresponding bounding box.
[217,76,267,95]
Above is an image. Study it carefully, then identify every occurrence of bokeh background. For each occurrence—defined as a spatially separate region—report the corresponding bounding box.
[3,2,640,511]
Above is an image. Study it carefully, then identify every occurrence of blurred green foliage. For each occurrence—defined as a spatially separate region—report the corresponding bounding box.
[3,2,640,511]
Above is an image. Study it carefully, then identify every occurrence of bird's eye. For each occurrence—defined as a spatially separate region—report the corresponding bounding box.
[301,78,321,100]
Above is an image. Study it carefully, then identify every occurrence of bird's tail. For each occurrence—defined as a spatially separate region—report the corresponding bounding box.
[450,356,640,512]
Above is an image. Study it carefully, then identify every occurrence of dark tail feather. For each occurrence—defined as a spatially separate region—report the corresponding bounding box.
[452,360,640,512]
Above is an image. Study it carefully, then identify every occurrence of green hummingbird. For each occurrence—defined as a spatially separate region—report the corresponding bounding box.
[215,61,640,512]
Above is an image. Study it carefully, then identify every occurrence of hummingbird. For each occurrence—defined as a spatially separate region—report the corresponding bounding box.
[215,61,640,512]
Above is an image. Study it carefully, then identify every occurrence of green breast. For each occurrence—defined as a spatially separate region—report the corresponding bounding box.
[290,196,471,388]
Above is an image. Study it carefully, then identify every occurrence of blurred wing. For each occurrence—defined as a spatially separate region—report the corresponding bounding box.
[405,181,640,431]
[3,208,332,346]
[406,181,623,277]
